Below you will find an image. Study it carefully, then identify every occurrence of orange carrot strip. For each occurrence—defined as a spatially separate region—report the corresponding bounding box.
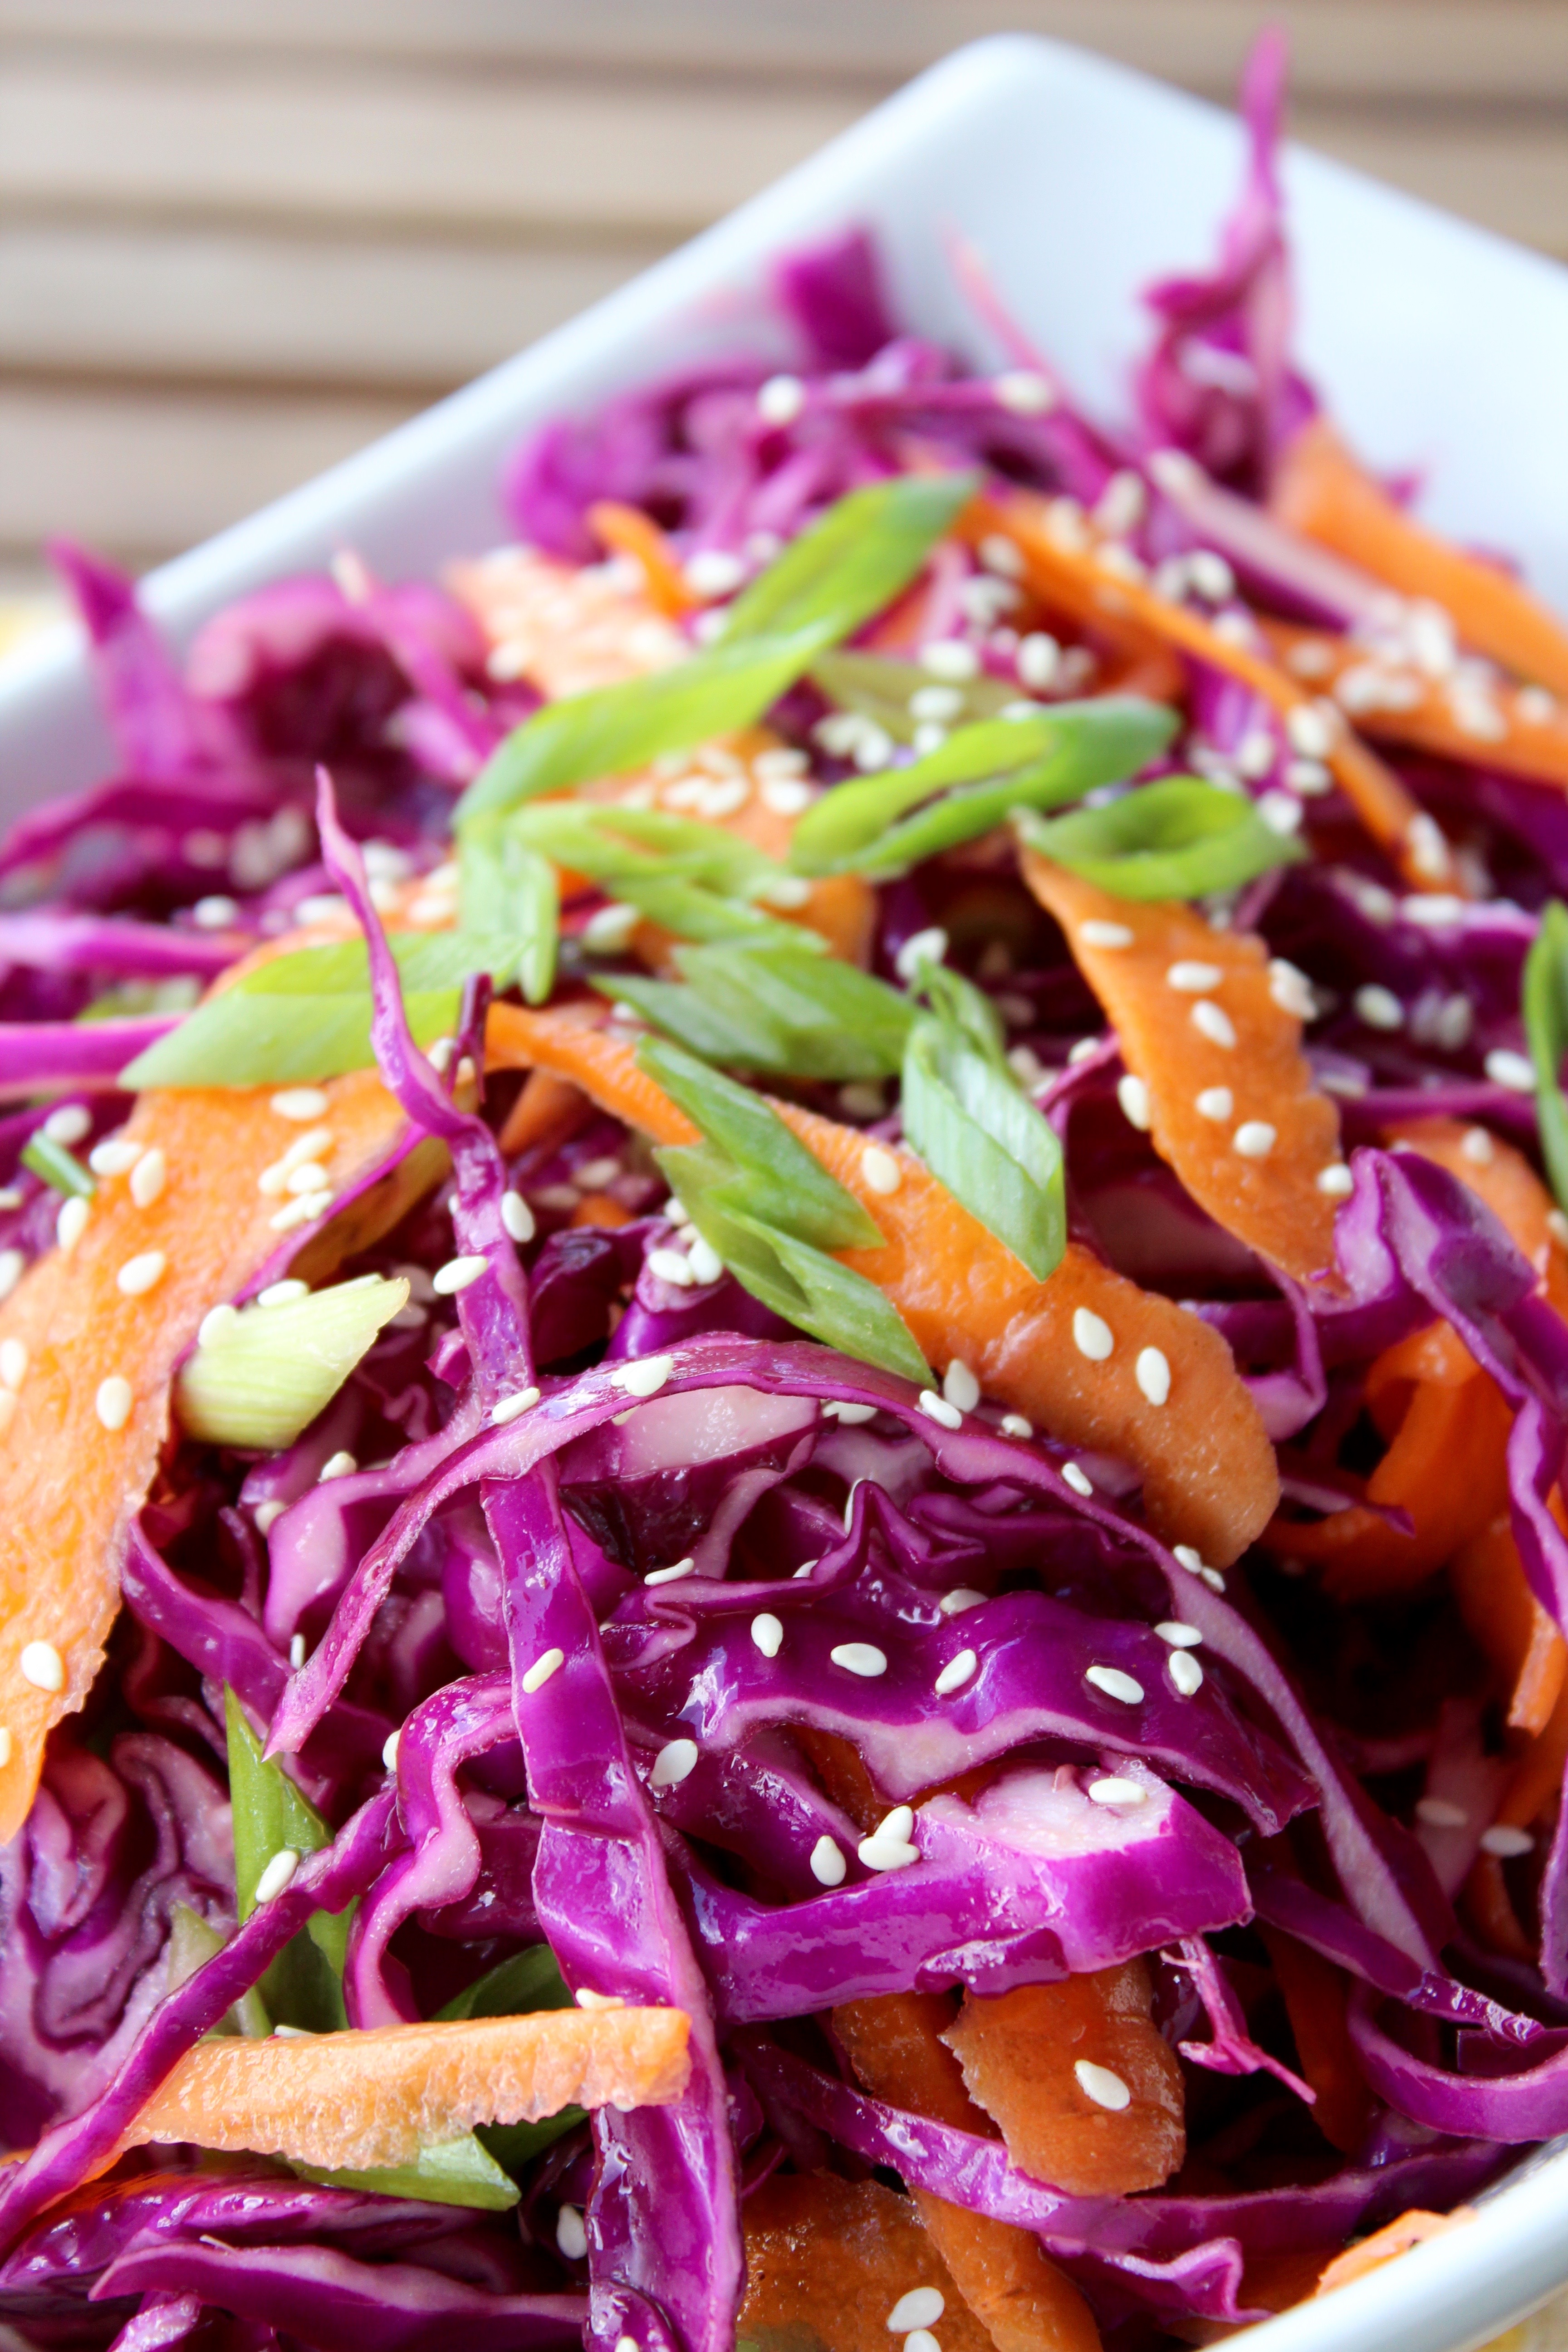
[833,1994,1102,2352]
[1273,416,1568,698]
[587,500,699,618]
[484,1003,1279,1563]
[1450,1514,1568,1738]
[1462,1676,1568,1962]
[446,547,686,697]
[1256,1926,1372,2156]
[1020,851,1343,1282]
[1262,619,1568,795]
[115,2009,689,2172]
[941,1966,1185,2196]
[740,2172,1005,2352]
[0,1062,412,1844]
[497,1066,594,1160]
[1314,2207,1474,2297]
[973,488,1451,890]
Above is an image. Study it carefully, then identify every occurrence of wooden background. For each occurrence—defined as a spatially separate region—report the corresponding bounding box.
[0,0,1566,604]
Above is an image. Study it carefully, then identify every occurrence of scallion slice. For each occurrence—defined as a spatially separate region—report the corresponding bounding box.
[600,945,913,1081]
[1524,899,1568,1213]
[810,647,1024,742]
[224,1686,349,2034]
[719,473,978,647]
[1018,774,1308,900]
[20,1132,95,1199]
[176,1275,410,1451]
[902,1014,1064,1281]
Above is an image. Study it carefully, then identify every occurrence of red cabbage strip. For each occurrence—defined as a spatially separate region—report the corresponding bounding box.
[0,914,237,980]
[0,1017,179,1099]
[93,2240,585,2352]
[49,543,239,783]
[0,774,277,887]
[0,1789,398,2250]
[641,1734,867,1900]
[1348,1984,1568,2142]
[1174,1935,1315,2099]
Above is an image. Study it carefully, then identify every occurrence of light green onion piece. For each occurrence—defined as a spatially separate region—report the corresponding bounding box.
[598,876,808,951]
[639,1038,882,1251]
[902,1016,1065,1281]
[1524,899,1568,1214]
[20,1132,95,1199]
[789,698,1177,877]
[459,818,559,1007]
[720,473,978,647]
[166,1900,270,2040]
[293,2132,521,2211]
[177,1275,409,1451]
[592,973,785,1068]
[224,1686,349,2034]
[438,1942,574,2020]
[514,803,784,902]
[810,647,1024,743]
[1018,774,1308,901]
[122,988,461,1090]
[601,944,913,1082]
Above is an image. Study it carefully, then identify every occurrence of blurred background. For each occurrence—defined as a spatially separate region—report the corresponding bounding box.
[0,0,1564,615]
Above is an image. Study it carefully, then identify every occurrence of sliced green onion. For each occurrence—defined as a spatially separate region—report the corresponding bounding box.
[902,1016,1064,1281]
[177,1275,409,1451]
[600,876,807,950]
[917,961,1006,1059]
[720,473,978,648]
[1018,774,1308,901]
[514,803,783,902]
[1524,899,1568,1213]
[600,945,913,1081]
[459,818,559,1006]
[438,1942,573,2020]
[294,2133,521,2210]
[789,698,1178,877]
[810,647,1024,742]
[638,1038,882,1250]
[166,1901,270,2039]
[592,973,785,1068]
[20,1132,95,1198]
[122,988,461,1090]
[225,1686,348,2034]
[657,1144,930,1387]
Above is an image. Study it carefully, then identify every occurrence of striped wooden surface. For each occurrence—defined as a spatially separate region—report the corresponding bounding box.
[0,0,1565,588]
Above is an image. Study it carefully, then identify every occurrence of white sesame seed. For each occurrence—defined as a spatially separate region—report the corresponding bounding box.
[1014,632,1061,692]
[939,1588,986,1615]
[1156,1623,1203,1651]
[685,548,746,601]
[129,1147,167,1207]
[934,1649,978,1696]
[647,1247,695,1288]
[318,1450,358,1483]
[255,1500,285,1534]
[809,1835,847,1886]
[1167,961,1223,993]
[521,1647,564,1694]
[500,1191,536,1245]
[575,1156,622,1191]
[95,1375,132,1432]
[1268,960,1316,1021]
[1317,1163,1354,1198]
[1285,703,1336,759]
[56,1196,89,1254]
[1481,1825,1535,1858]
[1200,1566,1227,1592]
[757,373,806,427]
[1486,1049,1537,1095]
[910,683,964,723]
[289,1632,307,1670]
[651,1738,700,1790]
[1078,920,1134,950]
[750,1613,784,1658]
[88,1138,141,1178]
[1063,1462,1094,1498]
[1000,1412,1033,1439]
[1459,1126,1496,1166]
[859,1812,921,1870]
[555,2204,589,2262]
[687,1236,723,1286]
[1072,1308,1113,1362]
[491,1387,542,1426]
[1134,1346,1172,1406]
[920,640,980,683]
[609,1353,674,1399]
[1173,1544,1205,1574]
[887,2291,946,2335]
[116,1250,167,1298]
[895,926,949,984]
[918,1390,963,1432]
[1195,1086,1233,1122]
[380,1727,401,1771]
[831,1642,888,1678]
[1355,984,1404,1032]
[1406,812,1453,882]
[197,1303,239,1348]
[575,1988,625,2010]
[862,1144,902,1196]
[1415,1796,1468,1830]
[1117,1074,1152,1132]
[992,369,1055,415]
[268,1192,329,1233]
[1235,728,1276,779]
[1168,1651,1204,1696]
[824,1399,877,1426]
[943,1360,980,1413]
[0,1340,24,1393]
[42,1104,91,1147]
[254,1847,299,1904]
[760,774,813,817]
[271,1088,330,1123]
[1088,1777,1147,1808]
[431,1255,488,1296]
[645,1557,696,1586]
[20,1640,64,1692]
[1075,2059,1131,2111]
[979,532,1026,579]
[1086,1663,1144,1705]
[1233,1122,1277,1160]
[1190,1001,1236,1049]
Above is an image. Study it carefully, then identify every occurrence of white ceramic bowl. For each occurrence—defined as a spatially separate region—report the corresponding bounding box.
[1,31,1565,2350]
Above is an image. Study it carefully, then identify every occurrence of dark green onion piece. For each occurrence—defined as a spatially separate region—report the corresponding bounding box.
[1524,899,1568,1214]
[902,1016,1064,1281]
[638,1038,882,1250]
[720,473,978,648]
[224,1686,349,2034]
[293,2135,520,2211]
[438,1943,574,2020]
[20,1132,95,1198]
[166,1902,270,2040]
[810,647,1024,743]
[1018,774,1308,901]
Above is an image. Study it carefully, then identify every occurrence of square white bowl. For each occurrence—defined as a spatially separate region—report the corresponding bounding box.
[1,31,1566,2352]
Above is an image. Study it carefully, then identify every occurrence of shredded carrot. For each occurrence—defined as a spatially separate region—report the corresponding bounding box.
[833,1993,1102,2352]
[1256,1926,1372,2156]
[0,1065,413,1845]
[1449,1514,1567,1738]
[1261,618,1568,795]
[485,1001,1279,1563]
[1272,416,1568,699]
[1020,851,1343,1282]
[587,500,699,618]
[740,2172,1004,2352]
[113,2008,690,2174]
[497,1066,594,1160]
[971,488,1451,889]
[1314,2206,1475,2297]
[1462,1676,1568,1962]
[446,547,686,698]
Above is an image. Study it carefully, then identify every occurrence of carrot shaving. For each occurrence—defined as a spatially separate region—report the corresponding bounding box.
[970,488,1452,890]
[1261,618,1568,795]
[485,1001,1279,1563]
[586,500,699,617]
[1019,851,1343,1282]
[1462,1676,1568,1961]
[0,1062,413,1844]
[497,1066,594,1160]
[1272,416,1568,698]
[833,1993,1102,2352]
[740,2172,1004,2352]
[1314,2206,1475,2297]
[1256,1926,1372,2155]
[1450,1514,1567,1738]
[112,2008,690,2174]
[446,546,686,698]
